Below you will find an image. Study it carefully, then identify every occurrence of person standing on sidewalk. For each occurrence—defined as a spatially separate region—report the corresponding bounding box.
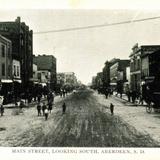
[110,103,114,115]
[37,102,41,116]
[44,107,49,120]
[19,100,25,112]
[42,102,47,116]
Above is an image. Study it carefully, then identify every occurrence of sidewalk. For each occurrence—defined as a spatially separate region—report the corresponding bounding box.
[3,92,72,109]
[113,92,147,106]
[3,95,56,108]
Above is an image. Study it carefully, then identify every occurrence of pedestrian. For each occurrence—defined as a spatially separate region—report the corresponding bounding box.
[105,89,108,99]
[19,100,25,113]
[42,102,47,116]
[63,90,66,97]
[37,94,41,103]
[48,101,52,113]
[62,102,66,114]
[37,102,41,116]
[0,104,4,116]
[132,90,137,103]
[110,103,114,115]
[44,107,49,120]
[127,90,131,102]
[60,90,63,97]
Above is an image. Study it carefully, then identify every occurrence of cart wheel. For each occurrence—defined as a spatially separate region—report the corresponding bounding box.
[146,104,152,113]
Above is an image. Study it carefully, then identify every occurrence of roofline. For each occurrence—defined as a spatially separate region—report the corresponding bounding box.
[0,34,12,43]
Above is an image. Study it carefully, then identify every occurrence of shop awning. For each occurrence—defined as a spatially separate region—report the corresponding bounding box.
[13,79,22,83]
[110,82,117,85]
[1,79,13,83]
[39,83,47,86]
[29,78,39,82]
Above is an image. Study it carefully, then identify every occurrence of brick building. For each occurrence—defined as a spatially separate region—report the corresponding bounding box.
[141,49,160,83]
[110,59,130,93]
[130,43,160,93]
[0,17,33,91]
[33,55,57,91]
[57,72,78,91]
[102,58,120,91]
[0,35,12,82]
[0,35,12,96]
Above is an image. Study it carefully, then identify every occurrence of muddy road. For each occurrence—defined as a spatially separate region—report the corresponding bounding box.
[0,89,158,147]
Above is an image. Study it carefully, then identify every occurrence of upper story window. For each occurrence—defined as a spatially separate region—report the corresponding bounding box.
[8,46,11,58]
[17,66,20,77]
[1,45,5,57]
[13,65,16,77]
[2,63,5,76]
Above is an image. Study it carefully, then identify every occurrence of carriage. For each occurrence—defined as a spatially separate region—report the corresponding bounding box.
[143,76,160,113]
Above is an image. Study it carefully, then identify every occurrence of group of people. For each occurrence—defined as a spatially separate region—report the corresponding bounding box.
[36,91,55,120]
[37,102,49,120]
[37,101,67,120]
[59,89,67,98]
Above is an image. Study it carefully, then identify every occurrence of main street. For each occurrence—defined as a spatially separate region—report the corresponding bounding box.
[0,89,160,147]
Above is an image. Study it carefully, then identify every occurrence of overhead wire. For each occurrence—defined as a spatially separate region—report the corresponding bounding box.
[33,15,160,34]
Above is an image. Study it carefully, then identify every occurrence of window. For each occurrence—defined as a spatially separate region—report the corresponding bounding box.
[2,63,5,76]
[8,46,11,58]
[17,66,20,77]
[13,65,16,76]
[38,73,41,80]
[1,45,5,57]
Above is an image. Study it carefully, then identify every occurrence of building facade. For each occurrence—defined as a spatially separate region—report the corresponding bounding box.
[33,55,57,91]
[110,59,130,93]
[0,35,12,82]
[0,17,33,91]
[57,72,78,89]
[141,49,160,83]
[130,43,160,93]
[12,59,21,82]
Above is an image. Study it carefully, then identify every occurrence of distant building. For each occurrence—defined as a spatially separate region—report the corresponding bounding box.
[57,72,77,87]
[102,58,120,90]
[31,63,38,83]
[102,61,110,90]
[33,54,57,91]
[94,72,103,93]
[0,17,33,90]
[65,72,77,85]
[37,70,51,86]
[130,43,160,93]
[57,73,66,86]
[109,59,130,93]
[91,76,96,89]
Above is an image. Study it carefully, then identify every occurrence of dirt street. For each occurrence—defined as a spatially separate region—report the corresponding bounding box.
[0,89,159,147]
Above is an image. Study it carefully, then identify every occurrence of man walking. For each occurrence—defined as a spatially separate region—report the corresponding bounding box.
[42,102,47,116]
[37,102,41,116]
[0,104,4,116]
[44,107,49,120]
[110,103,114,115]
[62,102,66,114]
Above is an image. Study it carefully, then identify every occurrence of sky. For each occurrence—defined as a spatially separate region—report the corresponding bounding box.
[1,2,160,84]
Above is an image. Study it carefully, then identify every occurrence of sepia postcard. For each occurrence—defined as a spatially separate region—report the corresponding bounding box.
[0,0,160,160]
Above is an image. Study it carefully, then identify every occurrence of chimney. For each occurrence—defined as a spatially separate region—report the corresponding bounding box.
[15,17,21,23]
